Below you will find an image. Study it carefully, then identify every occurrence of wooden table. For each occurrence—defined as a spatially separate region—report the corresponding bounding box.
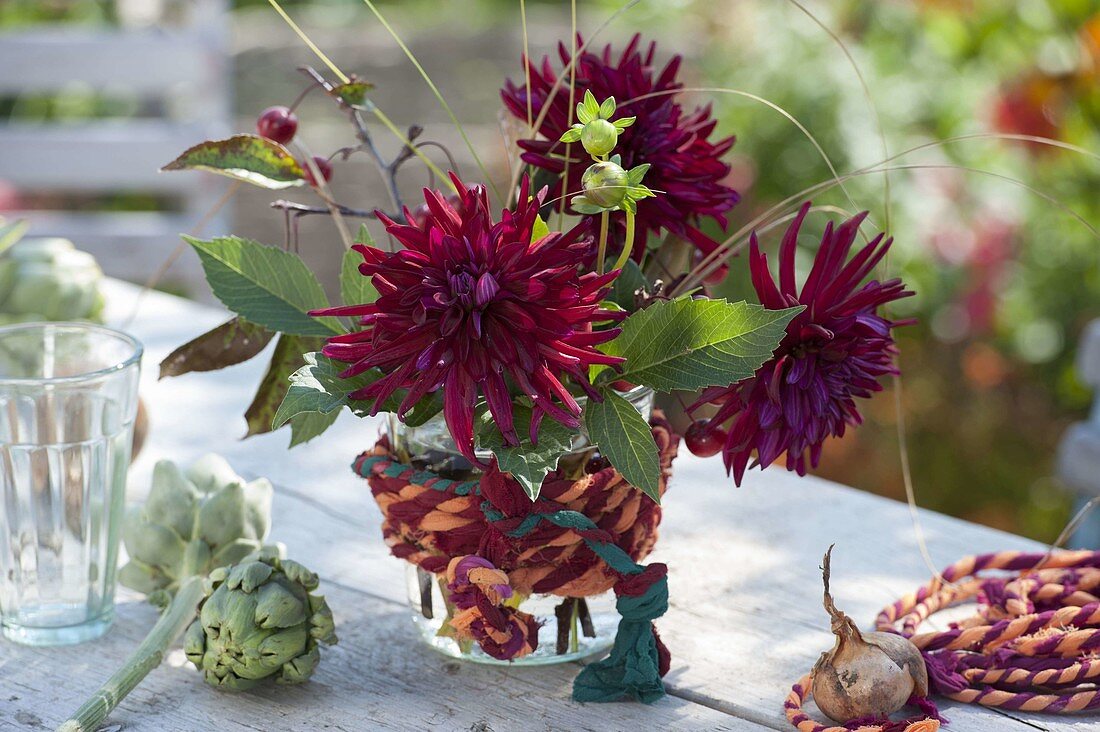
[1,280,1092,731]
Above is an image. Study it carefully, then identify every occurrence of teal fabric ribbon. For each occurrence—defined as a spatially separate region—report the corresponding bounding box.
[483,505,670,704]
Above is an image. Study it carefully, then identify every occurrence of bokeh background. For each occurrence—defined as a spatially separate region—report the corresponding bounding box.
[3,0,1099,542]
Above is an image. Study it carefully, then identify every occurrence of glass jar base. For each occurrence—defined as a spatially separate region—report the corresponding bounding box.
[407,565,619,666]
[413,619,615,667]
[2,609,114,646]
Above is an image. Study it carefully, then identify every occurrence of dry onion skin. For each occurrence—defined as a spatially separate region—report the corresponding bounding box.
[811,546,929,722]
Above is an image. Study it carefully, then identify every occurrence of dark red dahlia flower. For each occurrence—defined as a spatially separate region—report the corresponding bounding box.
[692,203,914,485]
[313,173,623,461]
[501,34,739,261]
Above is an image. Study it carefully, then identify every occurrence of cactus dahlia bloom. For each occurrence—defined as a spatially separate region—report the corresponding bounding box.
[313,174,623,461]
[692,203,914,486]
[501,34,739,261]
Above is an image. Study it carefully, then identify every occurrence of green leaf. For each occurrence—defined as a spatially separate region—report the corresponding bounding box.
[162,135,305,189]
[354,224,373,245]
[601,296,802,392]
[289,409,340,447]
[401,391,444,427]
[330,79,374,107]
[245,335,323,438]
[186,235,341,337]
[531,214,550,244]
[477,407,577,500]
[576,90,600,124]
[559,126,583,144]
[612,116,636,130]
[607,259,648,311]
[272,352,378,429]
[627,164,651,186]
[159,317,274,379]
[598,95,617,119]
[340,247,377,307]
[570,197,604,215]
[584,390,660,502]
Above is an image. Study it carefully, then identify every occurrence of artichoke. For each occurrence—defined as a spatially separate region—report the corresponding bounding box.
[184,552,337,691]
[119,454,274,607]
[0,237,105,323]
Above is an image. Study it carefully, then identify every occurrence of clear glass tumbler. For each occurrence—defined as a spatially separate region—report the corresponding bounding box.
[0,323,142,645]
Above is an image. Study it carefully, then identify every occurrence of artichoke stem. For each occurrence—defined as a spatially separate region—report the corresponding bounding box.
[57,575,206,732]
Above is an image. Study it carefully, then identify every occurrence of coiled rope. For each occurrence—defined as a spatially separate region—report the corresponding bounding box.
[787,549,1100,731]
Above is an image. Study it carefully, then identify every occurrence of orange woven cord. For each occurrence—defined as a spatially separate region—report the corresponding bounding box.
[353,413,679,597]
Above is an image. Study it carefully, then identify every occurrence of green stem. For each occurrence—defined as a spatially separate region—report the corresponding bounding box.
[569,597,580,654]
[58,576,205,732]
[610,210,636,274]
[596,211,610,275]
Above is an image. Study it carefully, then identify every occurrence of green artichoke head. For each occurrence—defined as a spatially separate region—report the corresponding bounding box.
[0,237,105,322]
[184,551,337,691]
[119,454,275,607]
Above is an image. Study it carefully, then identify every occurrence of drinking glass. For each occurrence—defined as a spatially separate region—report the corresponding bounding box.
[0,323,142,645]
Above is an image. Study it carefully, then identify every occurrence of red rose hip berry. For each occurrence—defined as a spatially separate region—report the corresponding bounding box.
[684,419,725,458]
[303,156,333,187]
[256,106,298,145]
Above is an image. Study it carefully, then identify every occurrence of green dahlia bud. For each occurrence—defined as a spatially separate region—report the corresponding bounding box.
[118,455,274,607]
[184,552,337,691]
[582,161,630,209]
[580,118,619,158]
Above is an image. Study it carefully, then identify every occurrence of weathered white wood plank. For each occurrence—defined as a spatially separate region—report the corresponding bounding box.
[0,486,755,731]
[80,280,1098,731]
[0,30,214,95]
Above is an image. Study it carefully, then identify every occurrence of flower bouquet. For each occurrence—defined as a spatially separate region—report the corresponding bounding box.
[159,6,910,705]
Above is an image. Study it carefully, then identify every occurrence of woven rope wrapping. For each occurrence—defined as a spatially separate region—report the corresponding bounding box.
[354,415,678,597]
[353,414,679,703]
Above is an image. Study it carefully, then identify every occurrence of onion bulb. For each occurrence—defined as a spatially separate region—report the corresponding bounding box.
[811,546,929,722]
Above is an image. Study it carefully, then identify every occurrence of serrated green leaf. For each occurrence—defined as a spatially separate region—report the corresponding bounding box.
[601,297,801,392]
[162,135,305,189]
[272,352,377,429]
[478,407,577,500]
[340,247,377,307]
[584,391,659,502]
[186,235,341,337]
[289,409,340,447]
[245,335,323,438]
[159,317,274,379]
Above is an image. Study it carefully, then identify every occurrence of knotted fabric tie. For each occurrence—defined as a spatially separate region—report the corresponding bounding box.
[482,493,671,703]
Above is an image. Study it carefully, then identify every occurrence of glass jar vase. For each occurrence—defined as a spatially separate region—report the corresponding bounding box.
[388,386,656,665]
